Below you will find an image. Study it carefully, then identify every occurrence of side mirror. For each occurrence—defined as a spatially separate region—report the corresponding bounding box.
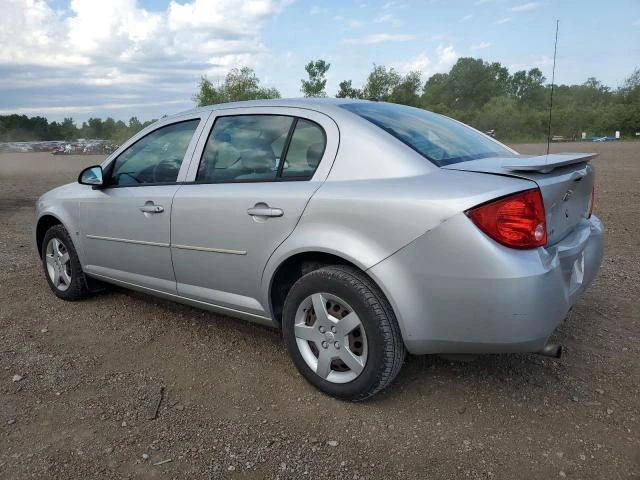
[78,165,104,187]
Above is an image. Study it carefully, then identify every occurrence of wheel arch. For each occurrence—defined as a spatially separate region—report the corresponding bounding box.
[267,250,394,328]
[36,214,64,258]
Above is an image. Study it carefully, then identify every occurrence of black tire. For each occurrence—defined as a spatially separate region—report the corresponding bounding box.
[41,224,91,301]
[282,266,406,401]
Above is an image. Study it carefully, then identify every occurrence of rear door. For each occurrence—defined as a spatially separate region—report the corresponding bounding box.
[171,107,339,317]
[79,113,208,292]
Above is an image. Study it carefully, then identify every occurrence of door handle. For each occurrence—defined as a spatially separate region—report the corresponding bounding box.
[139,204,164,214]
[247,206,284,217]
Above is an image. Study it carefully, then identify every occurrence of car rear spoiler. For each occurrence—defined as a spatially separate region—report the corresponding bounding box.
[502,153,597,173]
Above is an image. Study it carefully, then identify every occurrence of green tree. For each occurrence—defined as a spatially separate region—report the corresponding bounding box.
[444,57,506,110]
[102,117,116,140]
[194,67,280,106]
[128,116,142,132]
[421,73,450,109]
[60,118,77,140]
[335,80,362,98]
[48,121,62,139]
[301,59,330,97]
[390,71,422,107]
[362,65,401,101]
[619,68,640,134]
[509,68,546,107]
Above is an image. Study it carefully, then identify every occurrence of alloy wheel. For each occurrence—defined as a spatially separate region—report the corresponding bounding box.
[293,292,368,384]
[45,237,72,292]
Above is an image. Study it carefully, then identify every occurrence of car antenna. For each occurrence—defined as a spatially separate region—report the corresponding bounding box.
[546,19,559,156]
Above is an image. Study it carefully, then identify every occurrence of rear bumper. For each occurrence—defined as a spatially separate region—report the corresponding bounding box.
[367,213,604,355]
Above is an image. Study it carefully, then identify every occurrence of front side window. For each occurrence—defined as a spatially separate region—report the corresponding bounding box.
[196,115,326,183]
[109,119,200,186]
[340,102,513,166]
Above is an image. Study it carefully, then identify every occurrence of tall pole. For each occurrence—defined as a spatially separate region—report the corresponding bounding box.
[547,20,559,155]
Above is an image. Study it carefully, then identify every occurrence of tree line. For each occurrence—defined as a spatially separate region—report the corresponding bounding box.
[3,57,639,144]
[0,115,156,144]
[196,58,640,141]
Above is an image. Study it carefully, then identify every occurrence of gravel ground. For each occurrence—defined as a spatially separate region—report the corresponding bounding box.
[0,143,638,479]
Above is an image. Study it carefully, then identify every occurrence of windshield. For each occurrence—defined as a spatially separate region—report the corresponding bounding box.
[340,102,514,166]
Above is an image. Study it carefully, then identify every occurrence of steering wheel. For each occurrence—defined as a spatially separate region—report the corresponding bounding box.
[152,159,179,183]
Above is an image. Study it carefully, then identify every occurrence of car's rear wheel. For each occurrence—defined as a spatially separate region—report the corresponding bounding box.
[282,266,405,401]
[42,225,90,301]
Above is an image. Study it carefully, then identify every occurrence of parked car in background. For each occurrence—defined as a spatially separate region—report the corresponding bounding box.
[484,129,496,138]
[34,99,604,400]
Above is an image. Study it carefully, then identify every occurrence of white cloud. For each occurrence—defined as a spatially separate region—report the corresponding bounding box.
[0,0,291,104]
[507,2,541,12]
[470,41,491,52]
[342,33,415,45]
[508,54,553,73]
[435,44,458,69]
[391,45,458,78]
[374,14,403,27]
[633,18,640,27]
[460,14,474,22]
[0,0,293,120]
[383,1,396,9]
[495,16,513,24]
[348,19,364,28]
[534,55,552,67]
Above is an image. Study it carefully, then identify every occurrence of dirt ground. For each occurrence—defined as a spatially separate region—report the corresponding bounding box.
[0,142,638,479]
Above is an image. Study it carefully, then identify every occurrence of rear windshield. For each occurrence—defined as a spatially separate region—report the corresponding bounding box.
[340,102,513,166]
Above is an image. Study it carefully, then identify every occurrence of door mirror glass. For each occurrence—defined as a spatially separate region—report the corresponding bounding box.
[78,165,104,186]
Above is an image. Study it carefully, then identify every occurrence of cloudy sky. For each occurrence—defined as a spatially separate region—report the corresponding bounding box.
[1,0,639,123]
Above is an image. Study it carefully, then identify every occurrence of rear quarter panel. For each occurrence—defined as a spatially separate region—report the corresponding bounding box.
[261,168,536,313]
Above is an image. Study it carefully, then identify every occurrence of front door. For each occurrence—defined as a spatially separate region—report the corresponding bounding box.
[80,115,205,292]
[171,111,335,317]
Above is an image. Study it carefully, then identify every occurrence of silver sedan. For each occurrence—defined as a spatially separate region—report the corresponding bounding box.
[34,99,604,400]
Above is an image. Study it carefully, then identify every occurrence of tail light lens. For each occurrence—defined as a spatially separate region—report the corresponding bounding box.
[587,186,595,218]
[466,188,547,249]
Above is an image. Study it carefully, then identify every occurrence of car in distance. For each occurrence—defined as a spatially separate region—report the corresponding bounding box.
[35,99,604,400]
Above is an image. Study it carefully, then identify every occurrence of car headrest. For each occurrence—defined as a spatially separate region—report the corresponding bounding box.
[240,142,276,173]
[306,142,324,168]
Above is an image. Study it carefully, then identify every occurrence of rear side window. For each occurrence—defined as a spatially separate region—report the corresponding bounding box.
[197,115,292,183]
[281,119,326,179]
[340,102,512,166]
[196,115,326,183]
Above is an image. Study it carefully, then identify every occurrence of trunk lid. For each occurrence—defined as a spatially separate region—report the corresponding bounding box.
[443,153,596,245]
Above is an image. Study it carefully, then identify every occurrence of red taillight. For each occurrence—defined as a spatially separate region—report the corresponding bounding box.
[466,188,547,249]
[587,186,595,218]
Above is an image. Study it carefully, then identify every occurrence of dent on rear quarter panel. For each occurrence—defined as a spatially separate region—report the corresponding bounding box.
[260,169,535,313]
[296,169,535,266]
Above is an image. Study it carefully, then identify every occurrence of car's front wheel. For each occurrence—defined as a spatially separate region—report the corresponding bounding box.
[42,225,90,301]
[282,266,405,401]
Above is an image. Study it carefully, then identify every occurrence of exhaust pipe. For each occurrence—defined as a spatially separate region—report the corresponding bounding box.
[536,343,563,359]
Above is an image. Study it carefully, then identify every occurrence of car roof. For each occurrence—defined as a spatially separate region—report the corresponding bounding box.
[172,98,378,119]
